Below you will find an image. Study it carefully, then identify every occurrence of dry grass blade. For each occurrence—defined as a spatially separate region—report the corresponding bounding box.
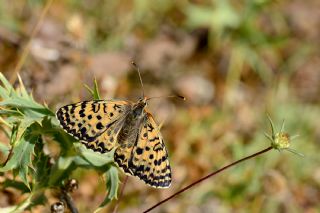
[10,0,55,84]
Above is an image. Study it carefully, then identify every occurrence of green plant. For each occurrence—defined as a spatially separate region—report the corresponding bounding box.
[185,0,288,84]
[0,74,118,212]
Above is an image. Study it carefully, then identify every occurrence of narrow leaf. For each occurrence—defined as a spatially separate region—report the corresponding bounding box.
[95,166,119,212]
[84,78,101,100]
[0,130,38,188]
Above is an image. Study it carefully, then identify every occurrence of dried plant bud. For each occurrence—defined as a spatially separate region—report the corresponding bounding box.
[51,201,65,213]
[65,179,79,193]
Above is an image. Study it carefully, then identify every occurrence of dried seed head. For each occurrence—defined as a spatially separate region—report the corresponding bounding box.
[273,132,290,150]
[65,179,79,193]
[51,201,65,213]
[265,116,303,157]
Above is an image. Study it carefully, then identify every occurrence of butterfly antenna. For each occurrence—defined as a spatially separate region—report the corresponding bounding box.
[132,61,145,98]
[147,95,186,101]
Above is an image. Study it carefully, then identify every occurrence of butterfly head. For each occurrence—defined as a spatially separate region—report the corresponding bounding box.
[133,97,148,118]
[138,97,148,107]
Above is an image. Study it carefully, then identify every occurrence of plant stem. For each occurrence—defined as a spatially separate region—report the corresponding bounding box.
[112,176,129,213]
[143,146,273,213]
[60,189,79,213]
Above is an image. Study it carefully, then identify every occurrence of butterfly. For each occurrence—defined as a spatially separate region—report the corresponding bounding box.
[55,67,176,188]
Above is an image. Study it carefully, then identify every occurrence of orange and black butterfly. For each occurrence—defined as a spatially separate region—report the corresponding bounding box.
[56,63,183,188]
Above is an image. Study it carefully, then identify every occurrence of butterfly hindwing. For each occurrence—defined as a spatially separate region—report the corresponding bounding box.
[56,100,130,152]
[82,118,125,153]
[57,98,172,188]
[114,112,172,188]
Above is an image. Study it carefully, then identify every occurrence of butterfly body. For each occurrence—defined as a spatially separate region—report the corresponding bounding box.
[56,97,171,188]
[117,99,146,147]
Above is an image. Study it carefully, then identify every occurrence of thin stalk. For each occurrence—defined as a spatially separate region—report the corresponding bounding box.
[60,189,78,213]
[10,0,55,83]
[112,176,129,213]
[143,146,273,213]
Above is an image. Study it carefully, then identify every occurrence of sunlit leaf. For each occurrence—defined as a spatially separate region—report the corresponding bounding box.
[75,143,114,167]
[2,179,31,194]
[84,78,101,100]
[48,156,76,186]
[94,166,119,212]
[0,129,39,188]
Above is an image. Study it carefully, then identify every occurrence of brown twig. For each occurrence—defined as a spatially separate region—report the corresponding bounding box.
[143,146,273,213]
[10,0,55,83]
[2,149,13,166]
[112,176,129,213]
[60,189,79,213]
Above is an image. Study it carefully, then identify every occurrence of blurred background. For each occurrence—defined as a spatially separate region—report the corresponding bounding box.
[0,0,320,212]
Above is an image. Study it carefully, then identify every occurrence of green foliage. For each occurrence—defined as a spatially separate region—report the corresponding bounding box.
[186,0,283,84]
[84,78,101,100]
[94,166,119,213]
[0,73,119,212]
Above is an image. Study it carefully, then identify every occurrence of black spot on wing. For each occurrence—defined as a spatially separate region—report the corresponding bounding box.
[79,109,86,117]
[70,105,76,114]
[114,151,133,175]
[113,104,121,110]
[147,124,154,132]
[153,142,163,152]
[149,137,159,142]
[80,127,87,136]
[100,103,106,114]
[92,103,100,113]
[136,147,143,155]
[96,122,103,130]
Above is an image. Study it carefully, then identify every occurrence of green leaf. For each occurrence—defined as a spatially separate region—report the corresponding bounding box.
[9,124,19,146]
[0,109,23,116]
[0,73,13,94]
[92,78,101,100]
[17,75,29,99]
[94,166,119,212]
[0,141,9,155]
[41,116,76,154]
[32,137,51,189]
[0,98,53,116]
[0,73,54,117]
[84,78,101,100]
[74,143,114,167]
[48,156,76,186]
[2,179,31,193]
[0,129,38,188]
[186,1,239,32]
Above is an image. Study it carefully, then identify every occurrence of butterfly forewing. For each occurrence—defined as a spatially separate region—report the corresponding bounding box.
[56,99,172,188]
[115,112,171,188]
[56,100,130,152]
